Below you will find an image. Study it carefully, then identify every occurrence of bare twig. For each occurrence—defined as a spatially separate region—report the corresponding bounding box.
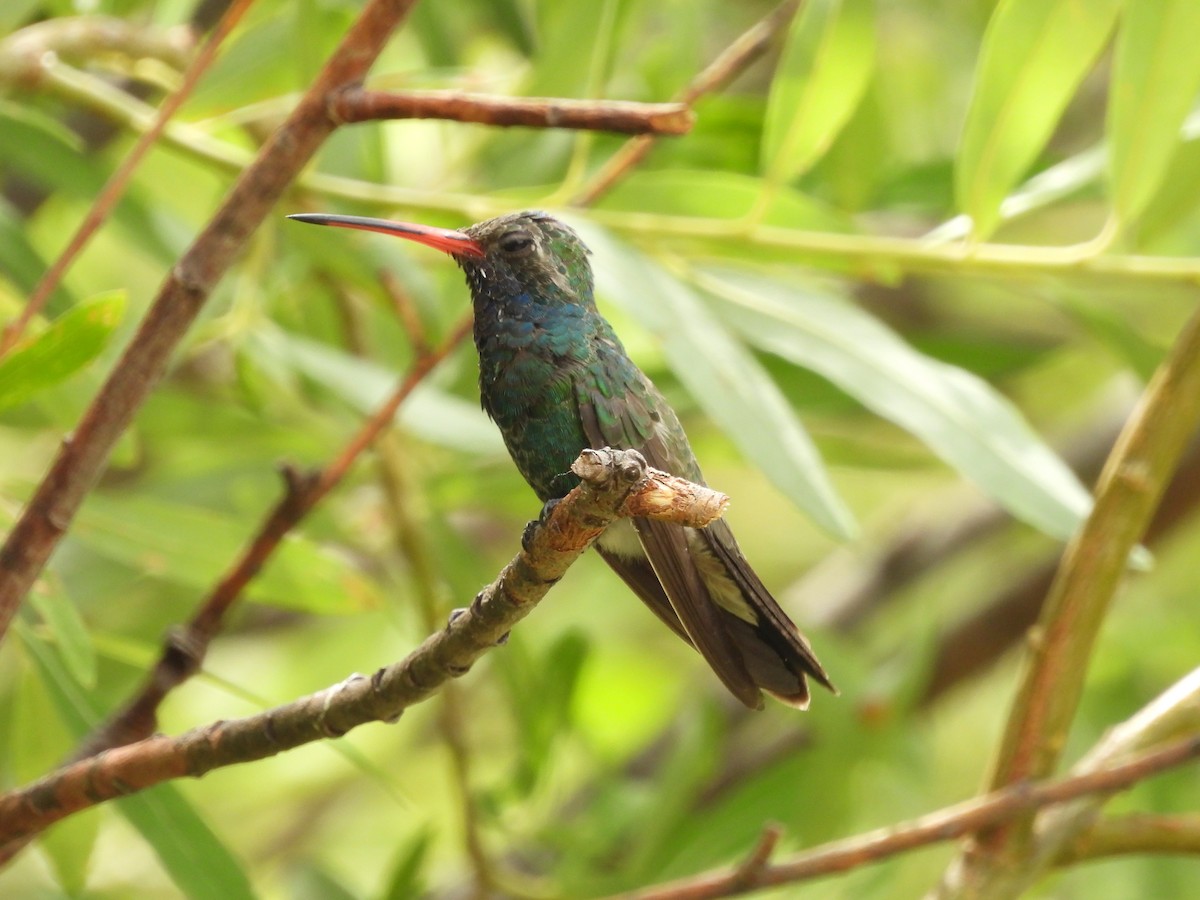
[0,0,422,643]
[331,89,693,135]
[572,0,801,206]
[76,316,472,757]
[614,736,1200,900]
[0,0,255,356]
[0,449,728,851]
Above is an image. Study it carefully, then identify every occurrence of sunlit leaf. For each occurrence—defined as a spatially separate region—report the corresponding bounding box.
[761,0,876,182]
[597,169,853,231]
[254,329,505,455]
[574,222,857,539]
[696,269,1092,541]
[1108,0,1200,227]
[0,292,125,411]
[73,494,378,614]
[956,0,1120,238]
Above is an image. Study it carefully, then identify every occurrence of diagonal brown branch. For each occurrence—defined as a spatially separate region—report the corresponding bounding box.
[0,449,728,853]
[331,89,693,135]
[0,0,421,644]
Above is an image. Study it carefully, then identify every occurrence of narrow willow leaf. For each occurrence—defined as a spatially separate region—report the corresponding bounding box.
[597,169,853,232]
[698,269,1092,541]
[254,330,505,455]
[573,223,857,539]
[1108,0,1200,226]
[761,0,876,183]
[74,494,379,614]
[17,623,255,900]
[29,577,97,689]
[956,0,1121,239]
[0,292,125,411]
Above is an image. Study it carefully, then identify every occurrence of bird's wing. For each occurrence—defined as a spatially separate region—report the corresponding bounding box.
[698,519,835,694]
[574,370,763,709]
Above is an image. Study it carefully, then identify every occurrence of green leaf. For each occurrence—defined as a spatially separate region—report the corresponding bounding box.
[17,623,255,900]
[29,576,97,689]
[1108,0,1200,227]
[574,223,857,539]
[0,292,125,411]
[254,329,505,456]
[696,269,1093,542]
[380,828,434,900]
[956,0,1121,239]
[597,169,853,232]
[73,493,379,614]
[0,200,74,314]
[761,0,876,183]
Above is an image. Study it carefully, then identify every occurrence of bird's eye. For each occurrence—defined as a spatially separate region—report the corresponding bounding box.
[499,234,534,254]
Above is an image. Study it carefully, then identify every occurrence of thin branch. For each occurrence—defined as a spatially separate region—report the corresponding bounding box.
[0,16,192,82]
[0,0,256,356]
[949,300,1200,881]
[75,317,472,757]
[1057,814,1200,864]
[572,0,800,206]
[0,449,729,852]
[614,735,1200,900]
[0,0,423,643]
[331,89,693,135]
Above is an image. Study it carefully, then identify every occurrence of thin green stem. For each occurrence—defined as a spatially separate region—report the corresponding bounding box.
[935,298,1200,895]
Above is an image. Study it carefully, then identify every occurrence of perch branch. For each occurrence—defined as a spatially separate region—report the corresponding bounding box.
[0,0,421,642]
[617,735,1200,900]
[75,316,472,757]
[331,89,693,135]
[0,449,728,852]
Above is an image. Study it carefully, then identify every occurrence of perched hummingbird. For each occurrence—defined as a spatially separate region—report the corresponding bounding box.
[289,210,834,709]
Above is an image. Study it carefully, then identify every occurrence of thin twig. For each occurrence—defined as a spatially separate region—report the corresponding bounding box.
[614,735,1200,900]
[76,316,472,757]
[0,0,255,356]
[331,89,693,135]
[0,0,423,643]
[0,449,729,851]
[572,0,801,206]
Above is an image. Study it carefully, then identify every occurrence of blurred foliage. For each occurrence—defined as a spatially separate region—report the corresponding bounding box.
[1,0,1199,897]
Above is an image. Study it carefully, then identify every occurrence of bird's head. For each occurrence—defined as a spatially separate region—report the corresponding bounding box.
[287,210,594,310]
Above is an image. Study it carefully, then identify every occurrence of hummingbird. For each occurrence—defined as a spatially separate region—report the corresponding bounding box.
[288,210,834,709]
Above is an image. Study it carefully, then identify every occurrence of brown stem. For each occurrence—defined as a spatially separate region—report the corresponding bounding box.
[330,88,693,135]
[76,317,472,758]
[615,735,1200,900]
[0,0,422,642]
[0,449,725,852]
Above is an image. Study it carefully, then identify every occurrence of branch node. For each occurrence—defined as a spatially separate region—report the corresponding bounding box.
[731,821,784,888]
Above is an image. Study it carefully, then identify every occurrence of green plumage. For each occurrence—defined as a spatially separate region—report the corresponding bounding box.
[288,208,834,709]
